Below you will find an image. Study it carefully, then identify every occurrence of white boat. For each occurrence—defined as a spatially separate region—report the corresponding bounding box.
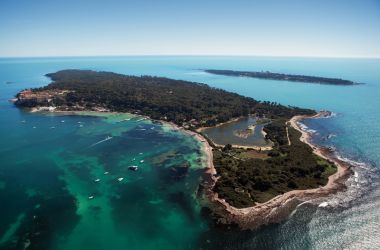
[128,166,138,171]
[140,160,144,163]
[104,171,109,175]
[118,177,124,182]
[94,178,100,182]
[88,195,94,200]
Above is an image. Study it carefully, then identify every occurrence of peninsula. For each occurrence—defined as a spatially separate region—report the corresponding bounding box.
[15,70,351,229]
[205,69,357,85]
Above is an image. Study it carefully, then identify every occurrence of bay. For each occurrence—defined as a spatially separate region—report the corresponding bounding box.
[0,56,379,249]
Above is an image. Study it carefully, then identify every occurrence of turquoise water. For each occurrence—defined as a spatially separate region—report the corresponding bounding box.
[0,56,379,249]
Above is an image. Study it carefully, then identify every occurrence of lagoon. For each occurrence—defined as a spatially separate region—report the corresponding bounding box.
[201,116,272,148]
[0,56,379,249]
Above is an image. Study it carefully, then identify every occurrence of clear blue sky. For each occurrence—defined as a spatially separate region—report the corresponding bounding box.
[1,0,379,58]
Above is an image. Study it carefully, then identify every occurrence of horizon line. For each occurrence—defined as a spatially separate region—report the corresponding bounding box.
[1,54,380,60]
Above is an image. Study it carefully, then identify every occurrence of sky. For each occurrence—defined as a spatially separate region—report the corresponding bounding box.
[0,0,380,58]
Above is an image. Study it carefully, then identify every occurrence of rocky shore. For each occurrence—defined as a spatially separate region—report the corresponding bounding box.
[19,105,352,231]
[201,111,353,230]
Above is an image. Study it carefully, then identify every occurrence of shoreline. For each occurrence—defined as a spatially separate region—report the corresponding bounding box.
[27,107,352,230]
[29,107,217,177]
[202,111,353,230]
[199,136,273,151]
[159,121,216,176]
[196,118,273,151]
[204,69,358,85]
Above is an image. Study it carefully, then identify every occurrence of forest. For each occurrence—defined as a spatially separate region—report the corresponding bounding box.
[213,127,336,207]
[16,70,315,127]
[205,69,357,85]
[15,69,335,208]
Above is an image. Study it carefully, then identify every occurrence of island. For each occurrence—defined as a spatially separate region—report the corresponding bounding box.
[15,70,352,229]
[205,69,358,85]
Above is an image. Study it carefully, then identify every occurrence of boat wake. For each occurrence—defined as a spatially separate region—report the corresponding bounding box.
[90,136,113,147]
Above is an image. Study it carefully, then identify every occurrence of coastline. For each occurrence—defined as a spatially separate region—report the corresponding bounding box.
[160,121,216,176]
[204,69,358,85]
[200,137,273,151]
[202,112,353,230]
[27,107,352,230]
[29,107,217,176]
[196,118,273,151]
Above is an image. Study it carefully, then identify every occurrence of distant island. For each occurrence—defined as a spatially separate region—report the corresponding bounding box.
[205,69,358,85]
[15,70,351,229]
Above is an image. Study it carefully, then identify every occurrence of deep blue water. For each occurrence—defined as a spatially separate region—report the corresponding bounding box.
[0,56,379,249]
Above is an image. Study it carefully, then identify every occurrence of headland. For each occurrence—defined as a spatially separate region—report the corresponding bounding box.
[14,69,353,229]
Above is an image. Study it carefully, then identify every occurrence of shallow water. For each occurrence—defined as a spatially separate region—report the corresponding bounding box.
[0,56,379,249]
[0,111,207,249]
[202,116,270,147]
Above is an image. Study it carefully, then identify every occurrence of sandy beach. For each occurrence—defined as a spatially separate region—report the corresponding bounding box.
[204,138,273,151]
[201,112,352,230]
[29,107,352,230]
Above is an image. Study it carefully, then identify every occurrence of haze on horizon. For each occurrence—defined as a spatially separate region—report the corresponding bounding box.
[1,0,380,58]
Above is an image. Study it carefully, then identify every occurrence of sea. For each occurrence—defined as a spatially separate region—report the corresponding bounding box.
[0,56,379,250]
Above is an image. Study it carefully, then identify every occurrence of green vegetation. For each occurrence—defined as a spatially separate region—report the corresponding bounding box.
[205,69,357,85]
[16,70,315,127]
[213,126,336,208]
[14,69,336,209]
[263,118,288,147]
